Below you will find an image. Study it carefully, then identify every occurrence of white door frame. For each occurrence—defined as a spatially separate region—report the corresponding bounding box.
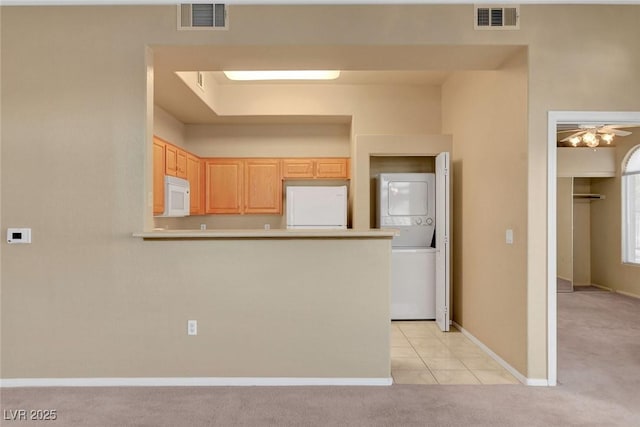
[547,110,640,387]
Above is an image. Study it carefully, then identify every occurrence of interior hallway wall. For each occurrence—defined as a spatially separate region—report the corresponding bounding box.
[442,49,528,374]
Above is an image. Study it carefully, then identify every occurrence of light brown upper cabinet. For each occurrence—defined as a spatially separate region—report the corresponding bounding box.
[244,159,282,214]
[281,158,315,179]
[152,137,166,215]
[315,158,350,179]
[164,143,178,176]
[282,158,350,180]
[186,154,204,215]
[163,139,188,179]
[176,150,187,179]
[154,136,203,216]
[205,158,282,215]
[205,159,244,214]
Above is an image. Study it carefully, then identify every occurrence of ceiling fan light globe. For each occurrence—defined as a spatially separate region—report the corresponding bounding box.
[601,133,614,144]
[569,136,581,146]
[582,131,597,146]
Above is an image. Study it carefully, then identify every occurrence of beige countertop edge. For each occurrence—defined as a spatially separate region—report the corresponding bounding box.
[133,229,398,240]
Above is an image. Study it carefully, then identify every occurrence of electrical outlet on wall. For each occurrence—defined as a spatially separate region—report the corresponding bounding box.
[187,320,197,336]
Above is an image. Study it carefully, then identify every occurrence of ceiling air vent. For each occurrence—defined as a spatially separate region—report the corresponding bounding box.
[475,5,519,30]
[178,3,227,30]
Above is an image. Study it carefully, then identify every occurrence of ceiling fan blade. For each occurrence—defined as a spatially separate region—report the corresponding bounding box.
[599,126,632,137]
[609,129,632,137]
[560,130,586,142]
[557,129,582,133]
[601,124,640,129]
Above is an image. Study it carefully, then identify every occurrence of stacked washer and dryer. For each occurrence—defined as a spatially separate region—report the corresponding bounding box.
[377,173,437,320]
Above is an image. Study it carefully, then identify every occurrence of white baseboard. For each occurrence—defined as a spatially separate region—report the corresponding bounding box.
[579,283,612,292]
[452,321,549,387]
[616,289,640,300]
[525,378,551,386]
[0,377,393,388]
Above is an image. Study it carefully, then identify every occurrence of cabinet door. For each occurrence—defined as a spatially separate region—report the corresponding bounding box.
[152,138,165,215]
[315,158,349,179]
[244,159,282,214]
[282,158,315,179]
[187,154,203,215]
[165,144,178,176]
[205,159,243,214]
[176,149,188,179]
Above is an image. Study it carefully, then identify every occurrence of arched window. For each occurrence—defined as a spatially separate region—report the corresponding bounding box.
[622,145,640,264]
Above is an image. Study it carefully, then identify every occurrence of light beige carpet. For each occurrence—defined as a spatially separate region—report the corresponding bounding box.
[557,277,573,293]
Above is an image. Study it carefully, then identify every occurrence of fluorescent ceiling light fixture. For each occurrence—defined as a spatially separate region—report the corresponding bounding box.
[224,70,340,81]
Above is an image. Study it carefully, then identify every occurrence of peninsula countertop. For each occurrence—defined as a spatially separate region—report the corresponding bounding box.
[133,228,397,240]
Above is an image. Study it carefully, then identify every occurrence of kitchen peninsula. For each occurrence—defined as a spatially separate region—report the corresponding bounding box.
[132,227,395,384]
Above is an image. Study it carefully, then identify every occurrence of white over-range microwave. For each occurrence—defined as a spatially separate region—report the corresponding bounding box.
[159,176,190,217]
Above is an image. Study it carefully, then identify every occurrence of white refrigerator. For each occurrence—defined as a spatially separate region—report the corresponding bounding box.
[286,186,348,229]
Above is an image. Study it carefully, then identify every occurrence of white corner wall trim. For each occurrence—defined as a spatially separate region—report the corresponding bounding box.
[0,377,393,388]
[452,322,549,387]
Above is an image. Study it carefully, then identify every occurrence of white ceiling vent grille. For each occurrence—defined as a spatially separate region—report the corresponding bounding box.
[475,5,519,30]
[178,3,227,30]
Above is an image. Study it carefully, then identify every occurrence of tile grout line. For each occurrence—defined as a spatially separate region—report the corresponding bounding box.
[395,322,441,384]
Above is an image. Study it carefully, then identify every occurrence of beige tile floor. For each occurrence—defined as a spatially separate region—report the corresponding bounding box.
[391,321,520,385]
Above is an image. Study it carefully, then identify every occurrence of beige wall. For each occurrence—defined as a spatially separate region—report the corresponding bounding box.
[591,134,640,296]
[2,4,640,382]
[154,105,186,147]
[185,123,350,158]
[572,178,592,286]
[557,178,573,282]
[442,49,528,374]
[1,237,391,378]
[557,147,616,178]
[218,84,442,137]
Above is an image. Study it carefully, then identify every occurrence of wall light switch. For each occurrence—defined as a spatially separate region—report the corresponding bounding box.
[187,320,197,336]
[506,229,514,245]
[7,228,31,244]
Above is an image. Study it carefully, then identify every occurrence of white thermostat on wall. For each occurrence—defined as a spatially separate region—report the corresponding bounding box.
[7,228,31,244]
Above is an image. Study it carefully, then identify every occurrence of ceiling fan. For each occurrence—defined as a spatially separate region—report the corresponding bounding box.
[557,124,635,147]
